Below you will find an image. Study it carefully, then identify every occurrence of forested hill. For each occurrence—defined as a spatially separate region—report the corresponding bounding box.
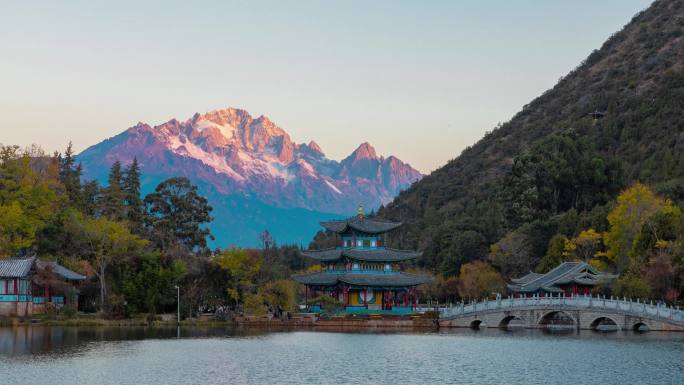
[377,0,684,276]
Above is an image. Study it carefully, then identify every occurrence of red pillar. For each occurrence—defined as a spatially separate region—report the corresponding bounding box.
[413,288,417,310]
[404,290,408,307]
[343,287,348,306]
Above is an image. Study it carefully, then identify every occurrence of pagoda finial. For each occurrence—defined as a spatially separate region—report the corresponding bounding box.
[357,203,363,220]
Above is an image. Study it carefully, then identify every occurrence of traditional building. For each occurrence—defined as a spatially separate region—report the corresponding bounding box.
[0,257,85,317]
[292,209,430,314]
[508,261,617,297]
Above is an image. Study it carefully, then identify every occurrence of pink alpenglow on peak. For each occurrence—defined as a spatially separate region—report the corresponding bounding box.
[78,107,422,246]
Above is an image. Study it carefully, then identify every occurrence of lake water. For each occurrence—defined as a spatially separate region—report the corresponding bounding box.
[0,326,682,385]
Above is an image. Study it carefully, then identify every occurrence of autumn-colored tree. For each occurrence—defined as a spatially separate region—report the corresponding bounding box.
[564,229,603,262]
[457,260,505,300]
[260,279,297,312]
[215,248,262,306]
[604,183,678,273]
[0,145,60,255]
[66,212,149,310]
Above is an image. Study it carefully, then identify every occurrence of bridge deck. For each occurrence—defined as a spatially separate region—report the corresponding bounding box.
[439,295,684,328]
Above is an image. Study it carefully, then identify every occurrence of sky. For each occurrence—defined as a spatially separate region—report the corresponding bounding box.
[0,0,651,173]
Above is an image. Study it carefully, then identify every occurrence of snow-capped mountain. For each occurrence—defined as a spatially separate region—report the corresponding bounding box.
[78,107,422,246]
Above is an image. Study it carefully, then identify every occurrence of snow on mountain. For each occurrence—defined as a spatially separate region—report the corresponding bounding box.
[78,107,422,246]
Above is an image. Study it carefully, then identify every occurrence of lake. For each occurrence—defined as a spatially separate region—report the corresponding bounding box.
[0,326,682,385]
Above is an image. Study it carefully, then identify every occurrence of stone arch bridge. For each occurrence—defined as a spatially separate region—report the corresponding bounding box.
[439,295,684,332]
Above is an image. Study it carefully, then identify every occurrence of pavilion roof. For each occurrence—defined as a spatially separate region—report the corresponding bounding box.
[507,262,617,293]
[300,248,420,263]
[0,257,35,278]
[0,257,85,281]
[36,260,86,281]
[320,217,402,234]
[291,272,430,287]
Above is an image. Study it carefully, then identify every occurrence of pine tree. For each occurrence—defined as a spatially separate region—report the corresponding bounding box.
[59,142,82,208]
[100,160,126,221]
[123,158,144,233]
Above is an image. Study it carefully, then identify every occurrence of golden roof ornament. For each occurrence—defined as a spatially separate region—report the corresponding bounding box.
[357,203,363,220]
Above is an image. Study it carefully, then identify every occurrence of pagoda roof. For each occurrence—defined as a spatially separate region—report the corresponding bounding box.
[300,248,420,262]
[291,272,430,287]
[320,217,402,234]
[507,262,617,293]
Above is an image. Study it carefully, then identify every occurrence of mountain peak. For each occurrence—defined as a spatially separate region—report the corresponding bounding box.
[78,106,422,246]
[306,140,324,156]
[349,142,378,160]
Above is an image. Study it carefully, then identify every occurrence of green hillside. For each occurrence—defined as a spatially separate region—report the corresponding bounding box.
[377,0,684,298]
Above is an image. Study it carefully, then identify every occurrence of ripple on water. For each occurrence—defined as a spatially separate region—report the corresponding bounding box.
[0,327,682,385]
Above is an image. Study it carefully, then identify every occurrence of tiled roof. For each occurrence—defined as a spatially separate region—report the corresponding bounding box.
[320,217,402,234]
[300,248,342,262]
[300,248,420,262]
[291,272,430,287]
[0,257,35,278]
[36,260,86,281]
[343,248,420,262]
[508,262,617,293]
[291,272,340,285]
[0,257,86,281]
[510,272,544,284]
[339,273,430,287]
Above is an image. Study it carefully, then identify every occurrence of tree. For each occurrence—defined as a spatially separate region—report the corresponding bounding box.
[645,241,676,302]
[489,226,537,277]
[535,234,568,273]
[604,183,678,273]
[0,145,60,255]
[123,158,144,233]
[58,142,82,209]
[67,212,148,310]
[457,260,505,300]
[215,248,261,307]
[100,161,126,221]
[260,279,297,313]
[565,229,603,262]
[144,177,213,253]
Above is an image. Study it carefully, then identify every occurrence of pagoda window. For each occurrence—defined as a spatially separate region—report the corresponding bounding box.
[363,239,371,248]
[352,263,360,271]
[384,264,391,272]
[344,240,352,248]
[370,240,376,248]
[0,280,5,294]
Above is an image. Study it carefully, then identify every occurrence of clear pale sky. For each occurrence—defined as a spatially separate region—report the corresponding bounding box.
[0,0,651,173]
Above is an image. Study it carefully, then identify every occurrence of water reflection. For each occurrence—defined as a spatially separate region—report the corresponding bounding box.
[0,326,682,385]
[0,326,269,356]
[1,325,682,357]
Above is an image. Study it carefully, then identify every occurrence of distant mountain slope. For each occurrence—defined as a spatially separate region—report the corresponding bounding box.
[78,108,422,247]
[378,0,684,269]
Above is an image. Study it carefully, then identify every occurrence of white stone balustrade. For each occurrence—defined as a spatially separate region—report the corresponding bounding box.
[440,293,684,324]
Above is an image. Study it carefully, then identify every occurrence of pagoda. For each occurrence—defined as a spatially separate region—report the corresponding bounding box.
[292,207,430,314]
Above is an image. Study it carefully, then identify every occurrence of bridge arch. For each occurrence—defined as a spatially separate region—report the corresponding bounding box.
[538,310,576,329]
[498,315,523,329]
[470,320,484,330]
[589,316,619,331]
[632,322,650,332]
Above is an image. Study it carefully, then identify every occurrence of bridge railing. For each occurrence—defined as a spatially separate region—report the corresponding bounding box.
[439,294,684,324]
